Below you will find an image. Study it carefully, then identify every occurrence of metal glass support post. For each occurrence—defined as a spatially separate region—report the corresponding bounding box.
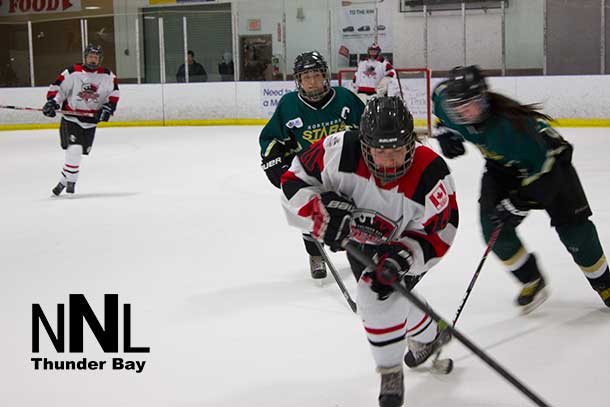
[327,5,332,77]
[602,0,606,74]
[543,0,547,75]
[80,19,86,52]
[283,0,288,81]
[183,16,189,83]
[232,9,240,81]
[27,21,35,87]
[424,4,428,68]
[462,2,466,66]
[135,16,142,84]
[501,0,506,75]
[159,17,166,84]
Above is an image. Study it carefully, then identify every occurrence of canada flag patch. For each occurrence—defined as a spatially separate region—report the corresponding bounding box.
[427,181,449,213]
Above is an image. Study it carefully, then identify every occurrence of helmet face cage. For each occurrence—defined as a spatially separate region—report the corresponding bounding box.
[359,96,416,183]
[368,43,381,59]
[361,140,415,184]
[83,44,103,70]
[294,51,330,102]
[442,94,488,125]
[443,65,488,125]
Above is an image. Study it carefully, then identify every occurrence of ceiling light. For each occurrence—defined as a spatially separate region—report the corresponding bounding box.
[85,6,101,10]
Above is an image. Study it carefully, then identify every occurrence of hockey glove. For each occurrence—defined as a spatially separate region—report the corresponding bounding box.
[261,141,292,189]
[491,198,528,228]
[370,243,415,300]
[434,122,465,159]
[96,102,114,122]
[311,191,355,251]
[375,76,392,97]
[42,99,60,118]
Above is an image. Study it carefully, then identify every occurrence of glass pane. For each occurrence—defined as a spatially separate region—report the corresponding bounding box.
[428,13,464,72]
[505,0,543,75]
[112,13,141,84]
[86,15,117,74]
[235,0,283,81]
[0,22,30,87]
[465,11,503,73]
[284,0,331,79]
[186,8,233,82]
[333,0,395,73]
[142,12,161,84]
[161,12,184,84]
[32,19,81,86]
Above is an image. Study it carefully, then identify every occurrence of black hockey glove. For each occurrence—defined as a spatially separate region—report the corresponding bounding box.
[42,99,60,118]
[434,122,465,159]
[261,141,292,189]
[369,243,416,300]
[312,191,355,251]
[491,198,528,228]
[96,102,114,122]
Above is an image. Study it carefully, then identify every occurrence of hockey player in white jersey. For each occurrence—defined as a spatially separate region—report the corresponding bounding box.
[352,43,396,103]
[43,44,120,196]
[281,97,459,407]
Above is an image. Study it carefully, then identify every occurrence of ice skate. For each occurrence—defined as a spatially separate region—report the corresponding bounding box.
[52,182,65,196]
[404,326,452,368]
[66,182,76,194]
[377,366,404,407]
[516,276,548,314]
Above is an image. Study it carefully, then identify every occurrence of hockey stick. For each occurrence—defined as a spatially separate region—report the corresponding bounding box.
[313,240,357,313]
[430,222,503,373]
[0,104,96,118]
[342,240,552,407]
[394,70,405,101]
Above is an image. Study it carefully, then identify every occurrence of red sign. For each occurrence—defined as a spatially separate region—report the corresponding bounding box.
[247,19,261,31]
[1,0,80,15]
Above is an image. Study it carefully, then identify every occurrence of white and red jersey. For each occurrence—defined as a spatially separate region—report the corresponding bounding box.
[352,57,395,95]
[46,64,120,129]
[281,130,458,277]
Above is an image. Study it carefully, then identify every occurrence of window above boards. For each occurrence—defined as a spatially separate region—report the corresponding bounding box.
[400,0,508,13]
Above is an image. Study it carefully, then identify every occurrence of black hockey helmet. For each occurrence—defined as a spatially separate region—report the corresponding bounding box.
[83,44,103,70]
[360,96,416,183]
[443,65,489,124]
[293,51,330,102]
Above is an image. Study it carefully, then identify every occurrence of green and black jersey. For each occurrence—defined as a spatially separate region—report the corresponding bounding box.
[432,81,571,194]
[259,87,365,159]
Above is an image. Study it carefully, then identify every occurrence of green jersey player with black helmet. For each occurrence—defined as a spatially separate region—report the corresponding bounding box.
[433,65,610,313]
[259,51,364,280]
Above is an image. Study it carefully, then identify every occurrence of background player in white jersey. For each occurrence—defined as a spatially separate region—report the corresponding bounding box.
[352,43,396,103]
[281,97,458,407]
[43,44,120,196]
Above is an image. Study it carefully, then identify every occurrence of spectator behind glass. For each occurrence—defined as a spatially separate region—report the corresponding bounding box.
[176,50,207,83]
[218,52,234,81]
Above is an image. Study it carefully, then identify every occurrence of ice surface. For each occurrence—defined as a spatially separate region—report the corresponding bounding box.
[0,126,608,407]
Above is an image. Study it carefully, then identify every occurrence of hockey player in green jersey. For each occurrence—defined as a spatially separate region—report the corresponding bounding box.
[432,65,610,313]
[259,51,365,279]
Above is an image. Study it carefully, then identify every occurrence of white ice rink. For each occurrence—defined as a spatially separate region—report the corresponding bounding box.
[1,125,609,407]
